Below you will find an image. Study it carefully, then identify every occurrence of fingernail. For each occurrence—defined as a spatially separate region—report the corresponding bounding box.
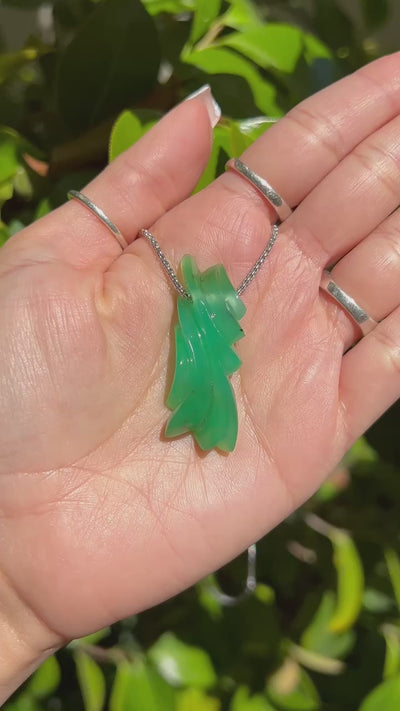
[185,84,221,128]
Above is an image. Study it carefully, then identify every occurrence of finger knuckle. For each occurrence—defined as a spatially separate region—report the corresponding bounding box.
[113,156,173,217]
[376,220,400,269]
[285,104,347,165]
[351,140,400,204]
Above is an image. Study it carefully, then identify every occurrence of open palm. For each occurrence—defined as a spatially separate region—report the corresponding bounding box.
[1,55,400,657]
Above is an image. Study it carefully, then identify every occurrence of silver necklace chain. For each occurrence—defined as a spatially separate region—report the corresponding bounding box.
[139,223,279,301]
[66,190,278,299]
[139,229,191,299]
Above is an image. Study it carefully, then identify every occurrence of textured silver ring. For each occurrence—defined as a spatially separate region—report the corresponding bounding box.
[320,270,378,337]
[67,190,128,249]
[225,158,293,222]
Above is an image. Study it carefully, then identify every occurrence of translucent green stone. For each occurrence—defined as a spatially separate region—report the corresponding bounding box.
[165,255,246,452]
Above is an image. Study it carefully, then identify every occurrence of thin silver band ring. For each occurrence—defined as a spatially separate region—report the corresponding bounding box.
[320,270,378,337]
[67,190,128,249]
[225,158,293,222]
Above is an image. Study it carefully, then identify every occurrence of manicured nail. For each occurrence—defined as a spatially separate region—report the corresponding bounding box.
[185,84,221,127]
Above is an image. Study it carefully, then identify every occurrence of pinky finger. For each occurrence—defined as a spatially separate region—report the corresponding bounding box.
[339,306,400,442]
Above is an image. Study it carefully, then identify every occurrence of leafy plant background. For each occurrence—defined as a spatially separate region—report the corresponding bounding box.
[1,0,400,709]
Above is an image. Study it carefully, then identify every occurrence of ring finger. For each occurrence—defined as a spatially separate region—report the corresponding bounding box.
[319,206,400,348]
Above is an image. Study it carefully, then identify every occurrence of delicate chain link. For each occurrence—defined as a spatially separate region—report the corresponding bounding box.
[236,223,279,296]
[139,223,279,300]
[139,229,191,300]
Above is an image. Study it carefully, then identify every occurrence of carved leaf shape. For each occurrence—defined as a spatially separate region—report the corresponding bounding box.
[165,256,246,452]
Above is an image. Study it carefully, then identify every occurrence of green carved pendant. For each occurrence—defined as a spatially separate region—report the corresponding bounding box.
[165,255,246,452]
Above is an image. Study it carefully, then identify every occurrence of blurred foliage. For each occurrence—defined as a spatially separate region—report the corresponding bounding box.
[1,0,400,708]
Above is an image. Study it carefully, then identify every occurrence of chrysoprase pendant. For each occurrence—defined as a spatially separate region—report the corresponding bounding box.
[165,255,246,452]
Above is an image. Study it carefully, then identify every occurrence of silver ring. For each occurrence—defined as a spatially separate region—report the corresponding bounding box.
[225,158,293,222]
[320,270,378,336]
[67,190,128,249]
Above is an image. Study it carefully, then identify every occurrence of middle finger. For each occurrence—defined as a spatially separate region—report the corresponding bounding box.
[123,53,400,281]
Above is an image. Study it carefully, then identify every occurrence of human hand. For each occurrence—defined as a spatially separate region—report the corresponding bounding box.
[1,55,400,695]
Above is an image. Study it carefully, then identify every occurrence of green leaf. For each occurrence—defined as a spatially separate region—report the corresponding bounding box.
[80,628,111,646]
[0,129,19,183]
[231,686,276,710]
[3,694,41,711]
[13,165,33,198]
[0,127,39,207]
[142,0,193,15]
[359,675,400,711]
[0,221,9,245]
[382,625,400,679]
[149,632,217,689]
[7,219,25,236]
[0,48,38,85]
[193,132,221,193]
[385,549,400,613]
[0,127,43,193]
[254,583,275,605]
[211,122,233,155]
[190,0,222,44]
[329,529,364,633]
[70,627,111,648]
[35,198,52,220]
[267,659,320,711]
[109,110,143,162]
[75,651,106,711]
[303,34,332,62]
[182,47,281,116]
[57,0,160,133]
[177,688,221,711]
[301,591,355,659]
[218,24,303,73]
[109,660,176,711]
[229,120,251,154]
[363,588,394,614]
[27,655,61,699]
[289,643,345,675]
[193,106,264,189]
[361,0,390,30]
[222,0,261,31]
[344,436,378,466]
[0,179,14,208]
